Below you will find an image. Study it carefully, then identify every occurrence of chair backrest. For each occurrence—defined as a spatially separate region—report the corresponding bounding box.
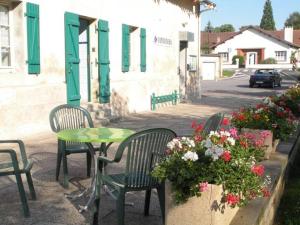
[49,104,94,133]
[203,112,224,135]
[113,128,176,189]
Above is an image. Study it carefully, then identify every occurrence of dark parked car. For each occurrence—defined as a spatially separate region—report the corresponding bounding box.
[249,69,282,88]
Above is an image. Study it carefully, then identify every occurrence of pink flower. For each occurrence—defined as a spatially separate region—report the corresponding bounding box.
[255,139,264,147]
[229,128,238,138]
[244,132,256,140]
[226,193,240,206]
[221,118,230,126]
[199,182,209,192]
[194,135,202,142]
[261,187,271,197]
[221,151,231,162]
[251,165,265,176]
[260,130,271,139]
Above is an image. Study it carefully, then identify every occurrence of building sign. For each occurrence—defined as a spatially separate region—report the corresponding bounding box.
[154,35,173,47]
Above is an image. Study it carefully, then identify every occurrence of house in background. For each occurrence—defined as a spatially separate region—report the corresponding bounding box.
[201,26,300,69]
[0,0,201,139]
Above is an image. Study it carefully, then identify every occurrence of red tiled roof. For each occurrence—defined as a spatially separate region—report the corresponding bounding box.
[201,27,300,48]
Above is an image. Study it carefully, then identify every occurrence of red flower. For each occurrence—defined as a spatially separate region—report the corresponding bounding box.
[261,187,271,197]
[191,120,197,129]
[221,118,230,126]
[237,114,246,121]
[240,140,248,148]
[251,165,265,176]
[221,151,231,162]
[195,124,204,133]
[226,193,240,206]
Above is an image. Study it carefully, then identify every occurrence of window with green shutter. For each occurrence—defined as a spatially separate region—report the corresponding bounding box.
[140,28,146,72]
[122,24,130,72]
[26,2,40,74]
[98,19,110,103]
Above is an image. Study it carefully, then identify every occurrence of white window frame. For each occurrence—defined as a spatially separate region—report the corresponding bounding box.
[275,51,287,62]
[0,4,11,68]
[219,52,229,63]
[188,55,197,72]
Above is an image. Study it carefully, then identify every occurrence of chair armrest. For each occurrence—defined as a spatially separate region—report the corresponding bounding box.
[0,149,20,171]
[0,140,27,164]
[98,156,115,164]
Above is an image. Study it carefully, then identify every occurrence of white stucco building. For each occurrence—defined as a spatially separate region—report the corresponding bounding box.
[202,26,300,69]
[0,0,203,139]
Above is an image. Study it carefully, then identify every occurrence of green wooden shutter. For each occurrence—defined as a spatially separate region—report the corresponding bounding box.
[98,19,110,103]
[26,2,40,74]
[140,28,146,72]
[122,24,130,72]
[64,12,81,106]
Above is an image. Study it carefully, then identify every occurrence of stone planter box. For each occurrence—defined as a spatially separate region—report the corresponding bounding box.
[241,128,274,159]
[273,138,280,151]
[165,181,239,225]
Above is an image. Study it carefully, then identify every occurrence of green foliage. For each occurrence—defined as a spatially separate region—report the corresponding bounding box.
[260,0,276,30]
[261,57,277,64]
[272,83,300,117]
[214,24,235,32]
[222,70,235,77]
[204,21,214,32]
[232,55,245,66]
[285,12,300,30]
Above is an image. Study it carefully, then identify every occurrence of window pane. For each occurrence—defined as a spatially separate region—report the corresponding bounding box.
[1,47,10,66]
[1,26,9,46]
[0,5,9,26]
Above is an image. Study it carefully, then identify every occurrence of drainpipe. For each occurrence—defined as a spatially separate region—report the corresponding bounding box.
[196,0,216,99]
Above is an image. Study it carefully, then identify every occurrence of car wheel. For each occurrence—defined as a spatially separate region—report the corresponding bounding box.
[278,81,281,87]
[271,81,275,88]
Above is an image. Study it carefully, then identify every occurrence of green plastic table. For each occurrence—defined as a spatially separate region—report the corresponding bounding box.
[57,127,135,214]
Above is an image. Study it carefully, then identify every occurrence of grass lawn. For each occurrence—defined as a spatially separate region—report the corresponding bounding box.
[274,152,300,225]
[222,70,235,78]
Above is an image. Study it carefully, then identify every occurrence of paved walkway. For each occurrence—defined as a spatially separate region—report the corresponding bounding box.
[0,76,292,225]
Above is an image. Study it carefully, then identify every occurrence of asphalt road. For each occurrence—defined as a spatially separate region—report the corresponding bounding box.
[199,73,297,111]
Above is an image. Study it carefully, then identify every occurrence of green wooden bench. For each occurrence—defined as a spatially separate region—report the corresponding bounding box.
[151,90,178,111]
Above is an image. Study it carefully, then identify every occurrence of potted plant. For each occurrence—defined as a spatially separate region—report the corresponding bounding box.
[152,124,271,225]
[231,97,296,149]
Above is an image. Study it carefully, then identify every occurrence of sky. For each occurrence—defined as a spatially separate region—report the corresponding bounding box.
[201,0,299,31]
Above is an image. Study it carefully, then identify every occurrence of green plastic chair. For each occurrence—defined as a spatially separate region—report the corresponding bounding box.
[49,104,98,188]
[0,140,36,217]
[203,112,225,135]
[94,128,177,225]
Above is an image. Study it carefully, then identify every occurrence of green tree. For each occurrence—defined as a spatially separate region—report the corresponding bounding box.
[285,12,300,29]
[204,21,214,32]
[214,24,235,32]
[260,0,276,30]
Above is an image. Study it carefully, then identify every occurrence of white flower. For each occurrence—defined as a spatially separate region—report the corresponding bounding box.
[227,137,235,146]
[205,145,224,161]
[202,138,213,148]
[167,138,182,150]
[220,131,230,137]
[182,151,199,161]
[209,131,220,137]
[255,108,264,114]
[181,137,195,148]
